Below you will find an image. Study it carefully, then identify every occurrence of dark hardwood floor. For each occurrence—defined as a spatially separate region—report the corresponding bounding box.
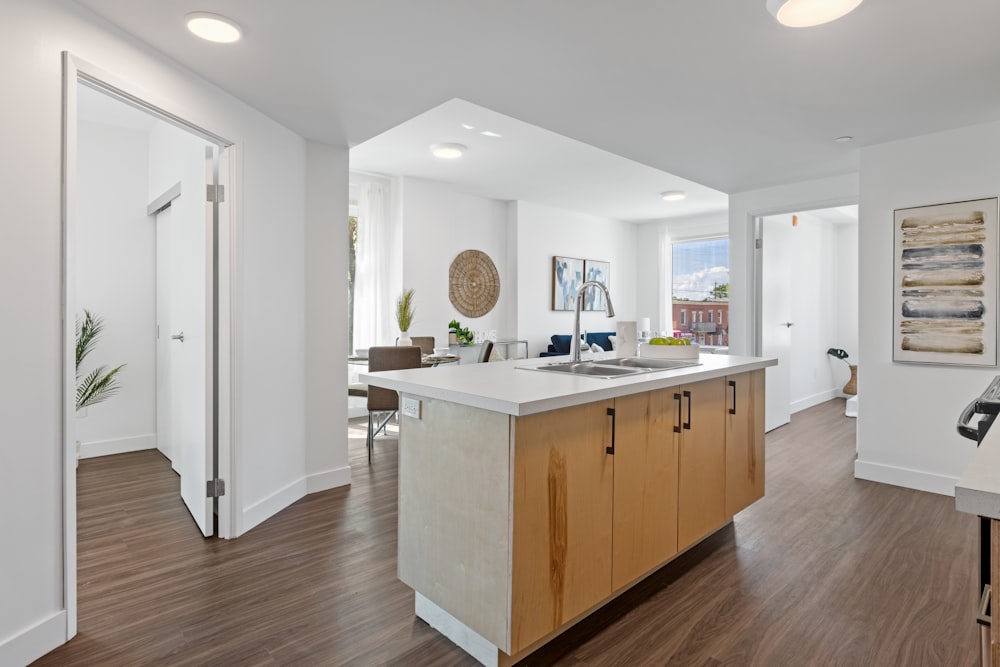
[35,400,979,666]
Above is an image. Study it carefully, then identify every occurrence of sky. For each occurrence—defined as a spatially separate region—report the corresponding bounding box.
[673,238,729,301]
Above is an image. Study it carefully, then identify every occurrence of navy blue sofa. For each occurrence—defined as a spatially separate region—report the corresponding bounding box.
[539,331,615,357]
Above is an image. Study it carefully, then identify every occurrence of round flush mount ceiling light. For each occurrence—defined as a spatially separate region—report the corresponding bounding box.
[835,135,854,143]
[430,143,467,159]
[186,12,242,43]
[661,190,687,202]
[766,0,863,27]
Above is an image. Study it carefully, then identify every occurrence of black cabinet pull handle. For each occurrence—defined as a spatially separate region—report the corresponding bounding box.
[673,393,682,433]
[729,380,737,415]
[606,407,616,455]
[683,390,692,430]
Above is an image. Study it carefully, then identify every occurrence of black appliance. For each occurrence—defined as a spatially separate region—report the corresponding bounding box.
[957,375,1000,666]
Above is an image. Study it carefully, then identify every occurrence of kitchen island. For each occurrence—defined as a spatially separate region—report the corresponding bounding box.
[956,421,1000,664]
[362,352,776,666]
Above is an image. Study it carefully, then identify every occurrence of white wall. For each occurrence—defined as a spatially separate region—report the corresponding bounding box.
[856,120,1000,495]
[0,2,347,662]
[76,120,156,458]
[763,213,849,413]
[834,221,860,391]
[515,201,638,356]
[306,143,351,492]
[400,177,513,346]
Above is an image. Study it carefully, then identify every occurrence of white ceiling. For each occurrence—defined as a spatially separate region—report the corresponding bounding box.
[73,0,1000,199]
[350,98,728,221]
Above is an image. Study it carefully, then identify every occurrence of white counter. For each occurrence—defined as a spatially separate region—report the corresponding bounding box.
[361,352,776,417]
[955,423,1000,520]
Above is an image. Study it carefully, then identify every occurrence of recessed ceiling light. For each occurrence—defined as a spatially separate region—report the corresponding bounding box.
[461,123,476,130]
[835,135,854,143]
[480,130,502,138]
[661,190,687,202]
[766,0,863,27]
[430,143,467,159]
[186,12,242,43]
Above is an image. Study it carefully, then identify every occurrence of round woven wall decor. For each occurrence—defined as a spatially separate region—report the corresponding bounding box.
[449,249,500,318]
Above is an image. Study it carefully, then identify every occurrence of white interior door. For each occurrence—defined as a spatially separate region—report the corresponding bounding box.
[175,146,215,537]
[761,216,793,431]
[155,206,179,472]
[154,147,213,537]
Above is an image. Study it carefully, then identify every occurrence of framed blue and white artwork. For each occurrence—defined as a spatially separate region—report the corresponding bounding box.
[552,256,583,311]
[584,260,610,311]
[893,197,999,366]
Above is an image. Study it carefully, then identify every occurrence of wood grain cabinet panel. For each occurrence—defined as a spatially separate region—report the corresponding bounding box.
[725,370,766,518]
[611,389,678,590]
[676,377,728,551]
[510,400,615,653]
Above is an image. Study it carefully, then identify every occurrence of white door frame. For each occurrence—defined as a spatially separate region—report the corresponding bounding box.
[61,52,239,638]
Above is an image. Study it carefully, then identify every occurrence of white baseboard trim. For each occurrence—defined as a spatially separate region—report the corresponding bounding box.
[242,477,307,533]
[242,466,354,533]
[415,593,498,667]
[0,610,67,667]
[854,460,957,497]
[790,389,838,415]
[306,465,351,494]
[78,433,156,459]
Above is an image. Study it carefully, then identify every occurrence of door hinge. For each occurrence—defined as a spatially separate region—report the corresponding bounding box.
[755,238,763,249]
[207,478,226,498]
[206,184,225,203]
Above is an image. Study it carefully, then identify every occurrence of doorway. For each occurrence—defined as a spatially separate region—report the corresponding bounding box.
[756,206,859,431]
[62,53,235,636]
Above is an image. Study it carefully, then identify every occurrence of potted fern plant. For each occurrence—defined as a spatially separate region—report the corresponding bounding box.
[396,288,416,347]
[77,310,126,411]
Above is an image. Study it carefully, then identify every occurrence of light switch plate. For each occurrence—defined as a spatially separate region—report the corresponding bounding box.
[402,396,421,419]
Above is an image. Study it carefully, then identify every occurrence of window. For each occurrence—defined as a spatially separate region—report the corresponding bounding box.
[671,237,728,338]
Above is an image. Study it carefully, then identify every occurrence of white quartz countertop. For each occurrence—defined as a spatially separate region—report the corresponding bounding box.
[956,422,1000,520]
[361,352,777,416]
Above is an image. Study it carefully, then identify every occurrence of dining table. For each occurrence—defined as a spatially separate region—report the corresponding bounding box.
[348,354,460,368]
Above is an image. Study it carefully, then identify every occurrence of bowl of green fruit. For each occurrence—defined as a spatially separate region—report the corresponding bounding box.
[639,336,699,359]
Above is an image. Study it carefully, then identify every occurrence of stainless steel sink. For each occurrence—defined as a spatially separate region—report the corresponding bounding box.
[593,357,701,370]
[525,357,701,379]
[530,361,647,378]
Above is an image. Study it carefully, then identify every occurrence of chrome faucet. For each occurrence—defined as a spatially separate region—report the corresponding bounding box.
[570,280,615,362]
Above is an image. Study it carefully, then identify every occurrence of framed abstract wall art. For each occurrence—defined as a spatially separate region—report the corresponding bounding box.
[583,259,610,311]
[552,256,583,311]
[893,197,999,366]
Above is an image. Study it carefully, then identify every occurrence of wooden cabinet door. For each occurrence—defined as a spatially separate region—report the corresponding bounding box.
[510,400,614,653]
[611,389,678,590]
[726,370,766,517]
[677,377,727,550]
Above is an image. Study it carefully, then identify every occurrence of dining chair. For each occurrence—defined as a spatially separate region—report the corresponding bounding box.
[366,345,422,464]
[411,336,435,356]
[478,340,494,363]
[394,336,435,356]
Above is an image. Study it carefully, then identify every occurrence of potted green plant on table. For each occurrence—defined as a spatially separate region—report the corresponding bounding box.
[448,319,474,345]
[396,288,416,346]
[826,347,857,395]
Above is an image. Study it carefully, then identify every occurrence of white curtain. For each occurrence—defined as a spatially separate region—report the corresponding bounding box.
[353,182,391,350]
[658,227,672,335]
